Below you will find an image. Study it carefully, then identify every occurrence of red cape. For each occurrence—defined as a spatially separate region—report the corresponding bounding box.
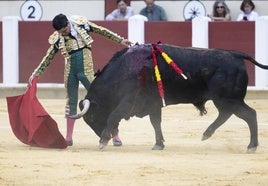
[6,77,67,149]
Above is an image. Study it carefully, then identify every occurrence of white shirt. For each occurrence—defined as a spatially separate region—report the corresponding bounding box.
[105,7,134,20]
[237,11,259,21]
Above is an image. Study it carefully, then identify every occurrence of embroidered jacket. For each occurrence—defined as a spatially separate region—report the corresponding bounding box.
[32,15,124,76]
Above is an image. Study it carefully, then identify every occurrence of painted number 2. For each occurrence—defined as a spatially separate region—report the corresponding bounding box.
[27,5,36,19]
[20,0,43,21]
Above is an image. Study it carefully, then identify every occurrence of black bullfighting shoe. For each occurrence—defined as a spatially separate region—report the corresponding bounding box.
[66,140,73,146]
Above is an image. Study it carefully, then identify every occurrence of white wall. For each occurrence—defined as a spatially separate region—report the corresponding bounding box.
[0,0,104,21]
[0,1,267,21]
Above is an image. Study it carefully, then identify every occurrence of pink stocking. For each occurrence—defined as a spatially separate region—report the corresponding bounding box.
[66,117,75,141]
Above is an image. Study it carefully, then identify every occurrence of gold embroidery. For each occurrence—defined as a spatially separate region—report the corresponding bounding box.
[89,21,124,43]
[70,15,88,25]
[64,58,71,88]
[48,31,59,44]
[83,49,95,83]
[58,35,70,59]
[73,24,94,47]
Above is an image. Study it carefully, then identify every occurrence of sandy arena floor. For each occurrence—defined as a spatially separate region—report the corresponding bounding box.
[0,98,268,185]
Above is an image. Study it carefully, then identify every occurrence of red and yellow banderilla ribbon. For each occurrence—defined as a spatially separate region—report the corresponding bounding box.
[152,43,187,107]
[153,44,187,80]
[152,46,166,107]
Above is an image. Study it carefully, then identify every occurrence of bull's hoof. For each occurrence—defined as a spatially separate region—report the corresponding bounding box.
[247,147,257,154]
[152,145,164,150]
[201,134,211,141]
[99,140,109,150]
[202,129,214,141]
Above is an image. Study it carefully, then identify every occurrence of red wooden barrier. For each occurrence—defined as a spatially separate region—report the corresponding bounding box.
[145,21,192,46]
[209,21,255,85]
[19,21,64,83]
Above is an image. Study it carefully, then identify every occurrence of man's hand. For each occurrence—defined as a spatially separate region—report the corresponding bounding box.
[121,39,133,47]
[28,74,38,86]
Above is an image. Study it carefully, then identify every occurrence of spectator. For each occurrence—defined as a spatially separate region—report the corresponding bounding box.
[237,0,259,21]
[106,0,134,21]
[139,0,167,21]
[207,0,231,21]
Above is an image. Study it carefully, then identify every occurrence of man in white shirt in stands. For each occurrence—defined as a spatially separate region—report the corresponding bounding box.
[106,0,134,21]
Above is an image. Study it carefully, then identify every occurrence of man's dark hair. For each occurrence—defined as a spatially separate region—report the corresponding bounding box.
[52,14,68,30]
[117,0,127,4]
[240,0,255,11]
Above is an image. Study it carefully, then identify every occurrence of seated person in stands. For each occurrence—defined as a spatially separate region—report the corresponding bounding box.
[106,0,134,21]
[207,0,231,21]
[139,0,167,21]
[237,0,259,21]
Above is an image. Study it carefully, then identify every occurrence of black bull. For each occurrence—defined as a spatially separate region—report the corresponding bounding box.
[77,44,268,153]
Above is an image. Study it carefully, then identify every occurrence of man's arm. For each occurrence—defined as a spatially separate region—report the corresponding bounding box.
[160,6,167,21]
[31,44,58,77]
[89,21,124,43]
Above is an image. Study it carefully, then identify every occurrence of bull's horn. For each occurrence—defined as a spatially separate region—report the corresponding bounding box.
[68,99,90,119]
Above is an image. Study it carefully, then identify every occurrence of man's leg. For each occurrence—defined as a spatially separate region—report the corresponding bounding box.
[65,78,79,146]
[65,117,75,146]
[65,54,80,146]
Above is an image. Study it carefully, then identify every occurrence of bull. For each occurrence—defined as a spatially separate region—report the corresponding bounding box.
[76,44,268,153]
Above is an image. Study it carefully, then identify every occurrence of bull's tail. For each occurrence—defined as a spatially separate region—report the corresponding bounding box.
[231,50,268,70]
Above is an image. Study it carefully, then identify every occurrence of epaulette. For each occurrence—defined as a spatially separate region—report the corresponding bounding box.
[48,31,59,44]
[70,15,88,25]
